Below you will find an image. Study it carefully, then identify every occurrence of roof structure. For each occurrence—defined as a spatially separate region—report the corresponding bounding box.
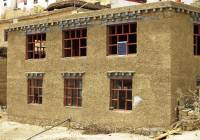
[46,0,110,11]
[3,1,200,32]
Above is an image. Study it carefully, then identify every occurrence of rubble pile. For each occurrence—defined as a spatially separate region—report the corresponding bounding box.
[178,89,200,131]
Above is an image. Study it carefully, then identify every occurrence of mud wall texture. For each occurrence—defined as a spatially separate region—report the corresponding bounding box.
[6,2,200,129]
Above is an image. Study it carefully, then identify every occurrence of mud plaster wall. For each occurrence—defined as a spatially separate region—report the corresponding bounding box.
[6,10,175,129]
[170,13,200,124]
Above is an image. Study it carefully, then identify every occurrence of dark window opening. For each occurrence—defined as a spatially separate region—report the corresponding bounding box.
[4,30,8,42]
[4,3,7,7]
[28,78,43,104]
[26,33,46,59]
[64,78,82,107]
[108,23,137,55]
[110,79,132,110]
[0,47,7,58]
[63,28,87,57]
[194,24,200,56]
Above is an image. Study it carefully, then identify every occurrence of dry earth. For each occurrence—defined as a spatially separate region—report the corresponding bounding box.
[0,112,200,140]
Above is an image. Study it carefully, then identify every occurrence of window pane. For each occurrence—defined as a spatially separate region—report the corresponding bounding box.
[123,79,132,89]
[128,44,137,54]
[127,101,132,110]
[111,100,117,109]
[119,35,127,42]
[80,48,86,56]
[109,45,117,55]
[128,34,137,43]
[64,31,70,39]
[76,30,81,38]
[78,98,82,106]
[65,40,71,48]
[64,50,71,57]
[127,91,132,100]
[119,91,125,109]
[109,26,115,34]
[80,39,86,47]
[28,44,34,50]
[110,36,117,45]
[72,39,80,56]
[71,30,75,38]
[113,80,122,89]
[82,29,87,37]
[112,90,118,99]
[123,24,129,33]
[197,36,200,55]
[194,25,199,34]
[117,25,122,34]
[130,23,137,33]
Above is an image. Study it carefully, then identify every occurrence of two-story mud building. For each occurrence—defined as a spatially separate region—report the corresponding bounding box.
[5,1,200,129]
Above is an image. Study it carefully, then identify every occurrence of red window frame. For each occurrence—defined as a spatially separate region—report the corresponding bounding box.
[64,78,82,107]
[26,33,46,59]
[63,28,87,57]
[194,24,200,56]
[107,23,137,55]
[27,78,43,104]
[110,78,132,110]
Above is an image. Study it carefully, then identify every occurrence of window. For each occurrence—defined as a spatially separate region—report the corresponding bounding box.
[110,79,132,110]
[28,78,43,104]
[64,78,82,107]
[4,30,8,42]
[4,3,7,7]
[0,47,7,58]
[33,0,38,4]
[26,33,46,59]
[108,23,137,55]
[194,24,200,56]
[63,28,87,57]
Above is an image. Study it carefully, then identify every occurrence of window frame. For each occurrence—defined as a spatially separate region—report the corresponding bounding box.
[194,24,200,56]
[27,77,43,104]
[26,33,46,59]
[110,78,133,111]
[62,28,87,57]
[107,23,137,56]
[64,77,82,107]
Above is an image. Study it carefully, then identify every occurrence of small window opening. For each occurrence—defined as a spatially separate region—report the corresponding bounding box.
[110,79,132,110]
[4,30,8,42]
[108,23,137,55]
[194,24,200,56]
[26,33,46,59]
[63,28,87,57]
[28,78,43,104]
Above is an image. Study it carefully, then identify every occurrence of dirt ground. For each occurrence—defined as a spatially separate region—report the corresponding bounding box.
[0,112,200,140]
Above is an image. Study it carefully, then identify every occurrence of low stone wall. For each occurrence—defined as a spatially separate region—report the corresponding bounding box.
[179,107,200,131]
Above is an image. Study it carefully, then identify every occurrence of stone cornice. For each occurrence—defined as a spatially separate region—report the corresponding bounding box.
[6,1,200,32]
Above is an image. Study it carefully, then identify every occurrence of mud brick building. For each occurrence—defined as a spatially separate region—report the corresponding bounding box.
[3,1,200,129]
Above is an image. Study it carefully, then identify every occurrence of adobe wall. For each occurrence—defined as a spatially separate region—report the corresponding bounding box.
[7,9,172,129]
[170,13,200,123]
